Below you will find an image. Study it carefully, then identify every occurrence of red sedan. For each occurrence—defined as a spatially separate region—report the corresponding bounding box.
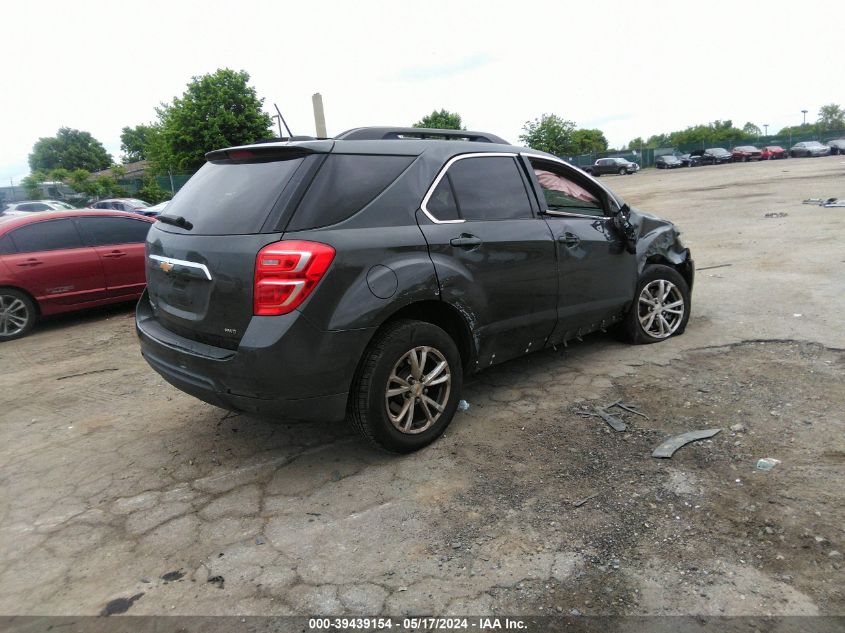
[0,210,154,340]
[761,145,787,160]
[731,145,762,162]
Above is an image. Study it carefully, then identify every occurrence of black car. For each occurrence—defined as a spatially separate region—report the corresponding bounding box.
[691,148,732,165]
[679,153,701,167]
[137,127,694,452]
[655,155,683,169]
[582,157,640,176]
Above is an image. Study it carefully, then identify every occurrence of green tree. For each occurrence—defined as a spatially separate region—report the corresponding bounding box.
[136,176,172,204]
[148,68,273,173]
[28,127,113,172]
[413,109,464,130]
[21,171,47,198]
[627,137,645,150]
[817,103,844,131]
[742,122,762,137]
[519,114,577,156]
[120,124,157,162]
[571,128,608,154]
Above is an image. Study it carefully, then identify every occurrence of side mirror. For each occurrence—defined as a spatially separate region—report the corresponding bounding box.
[612,204,638,254]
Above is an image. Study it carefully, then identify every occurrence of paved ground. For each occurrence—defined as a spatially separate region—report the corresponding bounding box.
[1,156,843,617]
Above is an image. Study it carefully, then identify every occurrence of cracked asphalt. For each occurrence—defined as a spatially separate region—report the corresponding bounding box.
[1,157,843,616]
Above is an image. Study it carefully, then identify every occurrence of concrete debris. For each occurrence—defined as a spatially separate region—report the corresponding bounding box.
[652,429,721,458]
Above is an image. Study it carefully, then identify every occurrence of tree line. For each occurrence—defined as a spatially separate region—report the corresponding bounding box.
[22,69,845,203]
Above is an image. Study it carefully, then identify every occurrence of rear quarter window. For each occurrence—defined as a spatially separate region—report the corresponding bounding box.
[287,154,415,231]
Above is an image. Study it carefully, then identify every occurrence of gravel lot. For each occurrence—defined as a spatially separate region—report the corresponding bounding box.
[1,156,843,617]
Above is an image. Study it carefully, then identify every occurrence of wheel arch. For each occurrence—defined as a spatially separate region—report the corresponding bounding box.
[643,255,694,292]
[0,285,40,316]
[373,300,476,372]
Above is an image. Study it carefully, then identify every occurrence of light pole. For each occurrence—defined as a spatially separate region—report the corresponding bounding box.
[763,124,769,136]
[801,110,808,126]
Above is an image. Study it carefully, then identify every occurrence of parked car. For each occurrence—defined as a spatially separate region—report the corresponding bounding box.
[90,198,154,215]
[136,126,694,452]
[581,157,640,176]
[655,155,683,169]
[1,200,76,213]
[679,153,701,167]
[826,139,845,155]
[0,210,155,341]
[143,201,170,216]
[731,145,762,162]
[690,148,732,165]
[760,146,787,160]
[789,141,831,157]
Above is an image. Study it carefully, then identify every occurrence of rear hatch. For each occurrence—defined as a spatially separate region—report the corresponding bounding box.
[145,142,330,349]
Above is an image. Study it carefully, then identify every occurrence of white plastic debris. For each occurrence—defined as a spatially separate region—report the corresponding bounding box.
[756,458,781,471]
[457,400,470,412]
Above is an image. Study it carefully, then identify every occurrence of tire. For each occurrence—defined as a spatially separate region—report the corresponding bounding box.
[0,288,36,342]
[348,319,462,453]
[617,265,690,345]
[618,168,626,175]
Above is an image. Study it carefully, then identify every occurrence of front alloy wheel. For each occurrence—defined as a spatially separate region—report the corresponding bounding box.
[385,346,451,434]
[0,290,36,341]
[638,279,685,339]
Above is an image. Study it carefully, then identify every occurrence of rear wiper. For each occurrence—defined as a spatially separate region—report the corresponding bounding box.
[157,214,193,230]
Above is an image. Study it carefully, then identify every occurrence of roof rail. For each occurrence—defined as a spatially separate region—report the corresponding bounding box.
[335,127,508,144]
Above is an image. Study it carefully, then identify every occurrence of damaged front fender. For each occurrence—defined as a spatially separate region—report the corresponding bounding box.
[628,207,695,290]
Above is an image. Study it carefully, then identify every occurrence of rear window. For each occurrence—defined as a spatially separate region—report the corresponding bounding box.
[288,154,415,231]
[161,157,306,235]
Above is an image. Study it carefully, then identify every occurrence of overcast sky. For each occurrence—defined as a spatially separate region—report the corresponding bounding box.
[3,0,842,182]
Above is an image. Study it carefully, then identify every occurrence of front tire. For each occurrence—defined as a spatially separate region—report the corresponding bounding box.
[0,289,36,341]
[618,168,626,175]
[348,319,462,453]
[618,265,690,344]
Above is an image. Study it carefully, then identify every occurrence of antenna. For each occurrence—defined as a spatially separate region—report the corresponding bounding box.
[273,103,293,138]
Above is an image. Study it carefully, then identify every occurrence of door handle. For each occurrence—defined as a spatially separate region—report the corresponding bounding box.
[558,233,581,247]
[450,234,483,249]
[102,250,127,258]
[16,258,43,267]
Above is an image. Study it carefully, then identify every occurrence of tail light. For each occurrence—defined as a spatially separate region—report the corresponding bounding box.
[254,240,335,316]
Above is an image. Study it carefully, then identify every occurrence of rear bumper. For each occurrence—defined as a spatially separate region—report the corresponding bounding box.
[136,290,375,422]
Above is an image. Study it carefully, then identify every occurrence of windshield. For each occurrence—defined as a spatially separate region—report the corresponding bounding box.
[125,198,150,208]
[52,201,75,209]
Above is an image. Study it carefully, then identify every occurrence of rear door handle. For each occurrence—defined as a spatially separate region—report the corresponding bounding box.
[16,258,43,267]
[450,234,483,249]
[558,232,580,247]
[102,250,127,258]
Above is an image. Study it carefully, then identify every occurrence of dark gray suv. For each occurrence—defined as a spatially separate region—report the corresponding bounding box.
[136,127,694,452]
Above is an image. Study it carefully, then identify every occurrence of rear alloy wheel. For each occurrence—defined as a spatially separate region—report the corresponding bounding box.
[0,289,36,341]
[618,265,690,344]
[618,167,626,175]
[349,319,462,452]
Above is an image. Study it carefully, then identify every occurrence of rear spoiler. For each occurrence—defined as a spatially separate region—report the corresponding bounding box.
[205,140,333,162]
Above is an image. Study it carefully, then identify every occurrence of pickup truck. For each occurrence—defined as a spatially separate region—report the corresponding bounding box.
[581,157,640,177]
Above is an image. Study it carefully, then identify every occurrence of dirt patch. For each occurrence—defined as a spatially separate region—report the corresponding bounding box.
[443,341,844,614]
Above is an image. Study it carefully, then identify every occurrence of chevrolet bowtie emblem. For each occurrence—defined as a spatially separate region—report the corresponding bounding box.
[159,261,174,273]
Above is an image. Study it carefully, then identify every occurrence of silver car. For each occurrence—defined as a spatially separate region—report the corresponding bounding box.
[1,199,76,213]
[789,141,831,157]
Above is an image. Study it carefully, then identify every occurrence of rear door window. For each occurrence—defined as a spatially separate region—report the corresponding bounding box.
[161,157,306,235]
[77,216,152,245]
[9,219,84,253]
[288,154,415,230]
[445,156,533,221]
